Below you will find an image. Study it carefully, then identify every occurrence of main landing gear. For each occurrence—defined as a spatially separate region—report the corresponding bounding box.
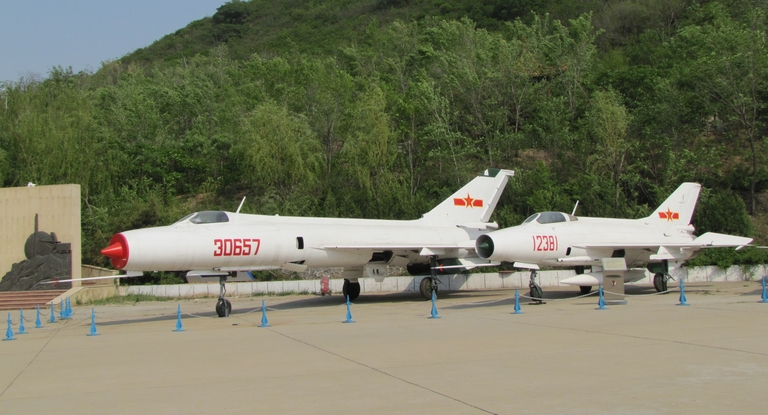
[653,273,672,292]
[529,269,543,303]
[342,279,361,301]
[418,256,439,300]
[215,275,232,317]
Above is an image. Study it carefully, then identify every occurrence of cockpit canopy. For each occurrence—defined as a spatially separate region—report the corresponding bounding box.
[522,211,577,225]
[176,211,230,224]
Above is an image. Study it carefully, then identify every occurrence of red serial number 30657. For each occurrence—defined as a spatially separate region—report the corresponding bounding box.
[532,235,558,252]
[213,238,261,257]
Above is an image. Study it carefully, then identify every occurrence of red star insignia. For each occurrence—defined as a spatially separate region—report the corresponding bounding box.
[463,194,474,208]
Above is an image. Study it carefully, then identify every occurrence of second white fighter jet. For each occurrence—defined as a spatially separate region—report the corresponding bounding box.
[474,183,753,298]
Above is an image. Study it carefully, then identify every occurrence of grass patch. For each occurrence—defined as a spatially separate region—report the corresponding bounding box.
[78,294,175,306]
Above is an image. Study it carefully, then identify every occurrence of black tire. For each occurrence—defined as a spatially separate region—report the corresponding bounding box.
[215,298,229,317]
[342,279,361,301]
[653,273,668,292]
[530,284,543,299]
[579,285,592,295]
[419,277,435,300]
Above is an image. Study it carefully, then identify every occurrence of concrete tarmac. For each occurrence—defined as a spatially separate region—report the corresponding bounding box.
[1,282,767,415]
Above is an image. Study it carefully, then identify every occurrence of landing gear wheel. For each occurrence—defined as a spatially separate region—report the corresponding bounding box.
[653,273,668,292]
[528,269,543,301]
[529,283,543,300]
[579,286,593,295]
[342,279,360,301]
[419,277,437,300]
[215,298,232,317]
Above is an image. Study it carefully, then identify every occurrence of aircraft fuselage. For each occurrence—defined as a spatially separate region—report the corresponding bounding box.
[477,216,698,268]
[109,213,481,272]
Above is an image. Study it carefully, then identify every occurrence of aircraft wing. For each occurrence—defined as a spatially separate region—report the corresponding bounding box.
[320,242,476,250]
[572,232,753,250]
[571,232,753,261]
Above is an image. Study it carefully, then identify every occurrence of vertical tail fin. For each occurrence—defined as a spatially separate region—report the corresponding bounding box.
[645,183,701,226]
[420,168,514,224]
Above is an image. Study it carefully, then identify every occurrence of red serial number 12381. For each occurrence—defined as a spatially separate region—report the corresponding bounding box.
[213,238,261,256]
[532,235,558,252]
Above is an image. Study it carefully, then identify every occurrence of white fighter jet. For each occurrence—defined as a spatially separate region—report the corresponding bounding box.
[474,183,753,298]
[101,169,514,316]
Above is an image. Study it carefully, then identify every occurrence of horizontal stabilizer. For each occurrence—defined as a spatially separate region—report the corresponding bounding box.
[693,232,753,248]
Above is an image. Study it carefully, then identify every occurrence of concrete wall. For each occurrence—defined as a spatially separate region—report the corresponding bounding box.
[123,264,768,298]
[0,184,81,285]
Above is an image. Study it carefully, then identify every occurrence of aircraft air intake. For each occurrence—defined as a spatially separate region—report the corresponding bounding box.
[476,234,495,259]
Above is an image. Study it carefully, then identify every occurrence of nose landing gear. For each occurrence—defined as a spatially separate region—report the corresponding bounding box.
[215,275,232,317]
[529,269,544,303]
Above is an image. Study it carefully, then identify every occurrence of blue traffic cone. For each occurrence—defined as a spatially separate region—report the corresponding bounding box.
[429,289,441,319]
[66,298,73,317]
[760,276,768,303]
[259,300,270,328]
[58,300,67,320]
[173,304,185,332]
[677,279,689,306]
[3,313,16,341]
[596,285,608,310]
[35,305,42,329]
[49,303,56,323]
[87,308,99,336]
[512,287,523,315]
[343,295,355,323]
[17,310,27,335]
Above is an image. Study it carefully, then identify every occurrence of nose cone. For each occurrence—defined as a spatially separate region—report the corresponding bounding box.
[101,233,129,269]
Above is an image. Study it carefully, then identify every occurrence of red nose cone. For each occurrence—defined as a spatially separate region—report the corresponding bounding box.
[101,233,129,269]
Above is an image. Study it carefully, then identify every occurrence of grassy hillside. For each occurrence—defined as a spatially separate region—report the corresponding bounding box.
[122,0,685,66]
[2,0,767,274]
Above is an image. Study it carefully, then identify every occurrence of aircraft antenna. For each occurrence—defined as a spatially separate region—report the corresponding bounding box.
[236,197,246,214]
[571,200,580,216]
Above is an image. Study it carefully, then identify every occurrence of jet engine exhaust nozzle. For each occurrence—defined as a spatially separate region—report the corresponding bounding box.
[101,233,129,269]
[476,234,495,259]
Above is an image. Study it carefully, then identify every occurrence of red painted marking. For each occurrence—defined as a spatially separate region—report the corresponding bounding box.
[658,208,680,221]
[533,235,558,252]
[453,194,483,208]
[213,238,261,257]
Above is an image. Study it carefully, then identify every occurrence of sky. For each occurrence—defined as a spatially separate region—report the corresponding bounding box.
[0,1,227,83]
